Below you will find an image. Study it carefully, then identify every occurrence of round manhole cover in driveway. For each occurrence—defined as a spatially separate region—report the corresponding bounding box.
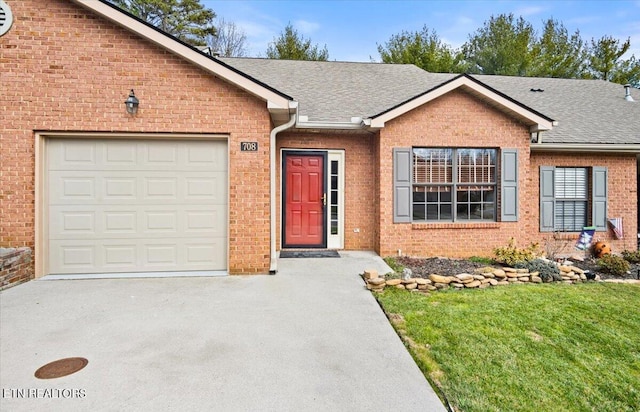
[34,357,88,379]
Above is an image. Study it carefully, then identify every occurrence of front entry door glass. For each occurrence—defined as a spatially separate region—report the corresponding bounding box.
[284,152,326,247]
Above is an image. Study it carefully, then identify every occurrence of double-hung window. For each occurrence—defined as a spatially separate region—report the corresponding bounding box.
[554,168,588,231]
[411,148,497,222]
[540,166,608,232]
[393,147,518,224]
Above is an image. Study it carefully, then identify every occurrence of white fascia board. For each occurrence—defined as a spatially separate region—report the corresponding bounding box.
[71,0,291,110]
[370,76,554,132]
[267,100,298,113]
[531,143,640,153]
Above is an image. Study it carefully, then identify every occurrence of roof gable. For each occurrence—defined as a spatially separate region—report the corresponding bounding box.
[71,0,295,119]
[369,74,555,132]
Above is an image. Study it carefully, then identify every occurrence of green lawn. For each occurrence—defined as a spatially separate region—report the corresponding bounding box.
[376,283,640,412]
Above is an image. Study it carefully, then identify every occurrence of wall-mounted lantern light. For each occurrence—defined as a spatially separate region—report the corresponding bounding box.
[124,89,139,115]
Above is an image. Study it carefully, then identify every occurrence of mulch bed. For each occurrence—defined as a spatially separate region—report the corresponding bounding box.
[394,256,640,281]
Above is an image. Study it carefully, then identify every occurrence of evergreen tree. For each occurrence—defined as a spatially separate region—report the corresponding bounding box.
[530,19,586,78]
[462,14,537,76]
[266,24,329,61]
[376,25,464,73]
[587,36,640,86]
[109,0,216,47]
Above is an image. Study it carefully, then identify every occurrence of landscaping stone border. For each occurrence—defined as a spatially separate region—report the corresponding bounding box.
[363,261,640,293]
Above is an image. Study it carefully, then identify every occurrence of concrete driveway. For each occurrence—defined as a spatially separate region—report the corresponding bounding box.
[0,251,446,411]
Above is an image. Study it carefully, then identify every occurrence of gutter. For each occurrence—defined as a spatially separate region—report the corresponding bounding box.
[530,143,640,153]
[269,112,297,274]
[296,121,365,130]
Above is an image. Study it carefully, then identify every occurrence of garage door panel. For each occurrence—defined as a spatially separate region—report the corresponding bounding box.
[144,210,178,232]
[49,241,97,274]
[50,173,226,204]
[143,238,224,270]
[185,208,224,234]
[48,140,97,170]
[186,143,227,171]
[103,243,138,268]
[105,211,137,233]
[189,208,225,236]
[145,143,178,165]
[144,177,178,199]
[184,239,226,268]
[105,141,137,164]
[185,177,217,199]
[145,243,178,266]
[48,139,228,274]
[49,173,96,203]
[182,173,227,200]
[187,244,219,264]
[104,177,137,199]
[51,238,226,274]
[51,205,137,239]
[51,205,226,240]
[49,209,96,237]
[49,140,227,171]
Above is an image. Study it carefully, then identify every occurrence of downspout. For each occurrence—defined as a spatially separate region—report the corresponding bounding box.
[269,113,297,274]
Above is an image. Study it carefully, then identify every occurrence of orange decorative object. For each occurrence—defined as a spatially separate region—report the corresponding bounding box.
[593,241,611,258]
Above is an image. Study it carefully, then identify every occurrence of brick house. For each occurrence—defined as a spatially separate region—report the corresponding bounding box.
[1,0,639,286]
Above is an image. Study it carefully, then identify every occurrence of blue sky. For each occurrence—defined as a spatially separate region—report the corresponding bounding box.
[202,0,640,62]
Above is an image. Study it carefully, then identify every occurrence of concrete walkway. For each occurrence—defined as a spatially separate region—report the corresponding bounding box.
[0,251,446,411]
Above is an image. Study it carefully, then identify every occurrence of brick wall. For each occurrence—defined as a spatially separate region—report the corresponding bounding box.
[277,132,377,250]
[376,89,638,258]
[530,152,638,254]
[0,0,273,278]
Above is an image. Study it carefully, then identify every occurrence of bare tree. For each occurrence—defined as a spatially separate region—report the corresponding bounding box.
[207,18,248,57]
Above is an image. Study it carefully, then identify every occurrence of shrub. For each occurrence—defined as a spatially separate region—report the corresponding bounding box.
[493,238,540,267]
[515,259,562,283]
[597,254,631,276]
[621,250,640,264]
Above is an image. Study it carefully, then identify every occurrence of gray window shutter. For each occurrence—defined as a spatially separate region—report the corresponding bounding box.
[592,167,608,231]
[501,149,518,222]
[393,148,412,223]
[540,166,555,232]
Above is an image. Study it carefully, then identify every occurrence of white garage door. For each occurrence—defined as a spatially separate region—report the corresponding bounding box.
[47,138,227,275]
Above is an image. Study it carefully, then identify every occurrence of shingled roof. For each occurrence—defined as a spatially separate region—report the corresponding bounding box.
[477,75,640,145]
[220,58,456,123]
[220,57,640,146]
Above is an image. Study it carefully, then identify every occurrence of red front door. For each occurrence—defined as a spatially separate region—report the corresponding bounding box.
[284,153,326,247]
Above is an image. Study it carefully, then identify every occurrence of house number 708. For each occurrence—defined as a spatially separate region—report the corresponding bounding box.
[241,142,258,151]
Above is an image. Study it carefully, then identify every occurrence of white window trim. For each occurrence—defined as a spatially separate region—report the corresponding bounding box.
[327,151,345,249]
